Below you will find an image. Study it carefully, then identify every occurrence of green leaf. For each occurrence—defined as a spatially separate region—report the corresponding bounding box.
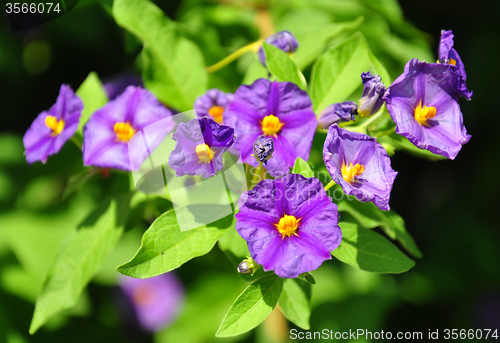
[279,278,311,330]
[29,193,132,334]
[262,42,306,90]
[310,32,390,113]
[75,72,108,135]
[378,132,447,161]
[332,222,415,274]
[216,274,283,337]
[338,199,422,258]
[242,57,268,85]
[113,0,207,111]
[292,158,314,178]
[117,210,234,278]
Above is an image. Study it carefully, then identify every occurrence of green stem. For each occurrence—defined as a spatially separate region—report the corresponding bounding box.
[70,135,82,150]
[220,171,235,214]
[324,180,336,191]
[374,126,396,138]
[250,162,264,188]
[206,40,263,73]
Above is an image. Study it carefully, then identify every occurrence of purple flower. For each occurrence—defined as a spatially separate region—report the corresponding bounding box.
[119,273,184,332]
[318,101,358,129]
[258,30,299,66]
[23,84,83,164]
[83,86,174,171]
[224,79,317,176]
[168,117,235,178]
[323,125,397,210]
[253,135,274,165]
[438,30,473,100]
[235,174,342,278]
[358,72,386,117]
[194,88,234,124]
[103,72,143,100]
[383,59,471,160]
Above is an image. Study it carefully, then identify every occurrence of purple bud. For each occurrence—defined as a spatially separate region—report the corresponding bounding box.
[237,257,258,275]
[253,135,274,165]
[358,72,386,117]
[318,101,358,129]
[258,30,299,66]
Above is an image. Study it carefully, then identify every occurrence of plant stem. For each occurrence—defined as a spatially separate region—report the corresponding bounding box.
[70,135,82,150]
[206,40,263,73]
[324,180,336,191]
[250,162,264,188]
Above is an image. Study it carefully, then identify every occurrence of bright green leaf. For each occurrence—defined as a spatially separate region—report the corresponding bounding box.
[263,42,306,90]
[338,199,422,258]
[75,72,108,135]
[216,274,283,337]
[310,32,390,113]
[29,193,131,334]
[117,210,234,278]
[279,278,311,330]
[332,222,415,274]
[113,0,207,111]
[292,157,314,178]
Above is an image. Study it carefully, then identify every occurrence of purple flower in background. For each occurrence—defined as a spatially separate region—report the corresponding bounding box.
[383,59,471,160]
[323,125,397,210]
[119,273,184,332]
[358,72,386,117]
[23,84,83,164]
[103,72,143,100]
[83,86,174,171]
[253,135,274,165]
[318,101,358,129]
[258,30,299,66]
[224,79,317,176]
[194,88,234,124]
[438,30,473,100]
[235,174,342,278]
[169,117,235,178]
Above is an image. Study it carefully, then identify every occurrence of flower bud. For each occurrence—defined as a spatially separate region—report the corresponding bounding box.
[258,30,299,66]
[318,101,358,129]
[253,135,274,165]
[358,72,386,117]
[237,257,258,275]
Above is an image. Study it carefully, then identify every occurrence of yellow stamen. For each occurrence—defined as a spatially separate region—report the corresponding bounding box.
[448,58,457,66]
[132,285,155,306]
[208,106,224,123]
[275,214,300,238]
[341,162,364,184]
[261,114,284,136]
[114,122,136,142]
[414,102,437,126]
[45,115,65,136]
[196,143,214,163]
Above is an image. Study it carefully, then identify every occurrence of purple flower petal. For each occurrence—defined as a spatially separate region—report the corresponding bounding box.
[383,59,471,160]
[235,174,341,278]
[23,84,83,164]
[323,125,398,210]
[194,88,234,124]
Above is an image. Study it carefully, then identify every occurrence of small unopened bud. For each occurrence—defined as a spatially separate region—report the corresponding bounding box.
[258,30,299,66]
[299,272,316,284]
[318,101,358,129]
[237,257,258,275]
[253,135,274,165]
[358,72,386,117]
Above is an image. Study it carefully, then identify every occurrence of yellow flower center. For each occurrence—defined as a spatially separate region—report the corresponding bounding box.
[341,162,364,184]
[196,143,214,163]
[448,58,457,66]
[114,122,136,142]
[45,115,65,136]
[275,214,300,238]
[261,114,284,136]
[414,102,437,126]
[208,106,224,123]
